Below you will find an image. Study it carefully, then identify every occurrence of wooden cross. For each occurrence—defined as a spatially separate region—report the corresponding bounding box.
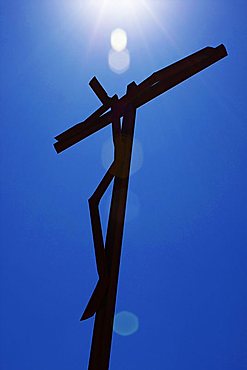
[54,44,227,370]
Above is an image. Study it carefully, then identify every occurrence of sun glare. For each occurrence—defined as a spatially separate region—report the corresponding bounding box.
[78,0,174,73]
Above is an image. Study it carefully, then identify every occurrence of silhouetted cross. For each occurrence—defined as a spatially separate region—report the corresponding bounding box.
[54,44,227,370]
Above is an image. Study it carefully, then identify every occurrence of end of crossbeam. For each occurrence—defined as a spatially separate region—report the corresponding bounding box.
[215,44,228,58]
[53,141,62,154]
[89,76,110,105]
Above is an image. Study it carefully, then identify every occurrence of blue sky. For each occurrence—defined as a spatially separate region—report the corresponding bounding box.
[1,1,247,369]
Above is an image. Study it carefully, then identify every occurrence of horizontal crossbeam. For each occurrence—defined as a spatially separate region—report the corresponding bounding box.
[54,44,227,154]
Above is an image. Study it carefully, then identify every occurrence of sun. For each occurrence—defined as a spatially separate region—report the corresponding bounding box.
[91,0,143,14]
[86,0,151,24]
[84,0,155,51]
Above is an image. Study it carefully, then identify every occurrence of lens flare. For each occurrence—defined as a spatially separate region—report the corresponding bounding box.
[113,311,139,336]
[111,28,128,52]
[108,49,130,74]
[101,137,143,173]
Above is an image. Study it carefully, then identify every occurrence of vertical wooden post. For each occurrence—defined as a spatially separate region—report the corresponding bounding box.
[87,83,137,370]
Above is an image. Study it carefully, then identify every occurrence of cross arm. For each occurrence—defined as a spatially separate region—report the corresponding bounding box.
[134,44,227,108]
[54,44,227,154]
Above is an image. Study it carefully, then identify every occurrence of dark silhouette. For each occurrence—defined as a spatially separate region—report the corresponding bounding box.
[54,44,227,370]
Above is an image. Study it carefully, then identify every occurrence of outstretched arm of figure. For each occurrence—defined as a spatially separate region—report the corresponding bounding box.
[89,100,122,279]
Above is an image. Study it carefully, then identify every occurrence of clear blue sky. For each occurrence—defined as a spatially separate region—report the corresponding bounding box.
[1,1,247,369]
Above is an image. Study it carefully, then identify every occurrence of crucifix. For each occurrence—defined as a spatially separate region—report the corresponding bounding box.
[54,44,227,370]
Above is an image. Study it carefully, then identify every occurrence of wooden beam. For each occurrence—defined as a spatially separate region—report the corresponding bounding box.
[87,83,137,370]
[54,45,227,153]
